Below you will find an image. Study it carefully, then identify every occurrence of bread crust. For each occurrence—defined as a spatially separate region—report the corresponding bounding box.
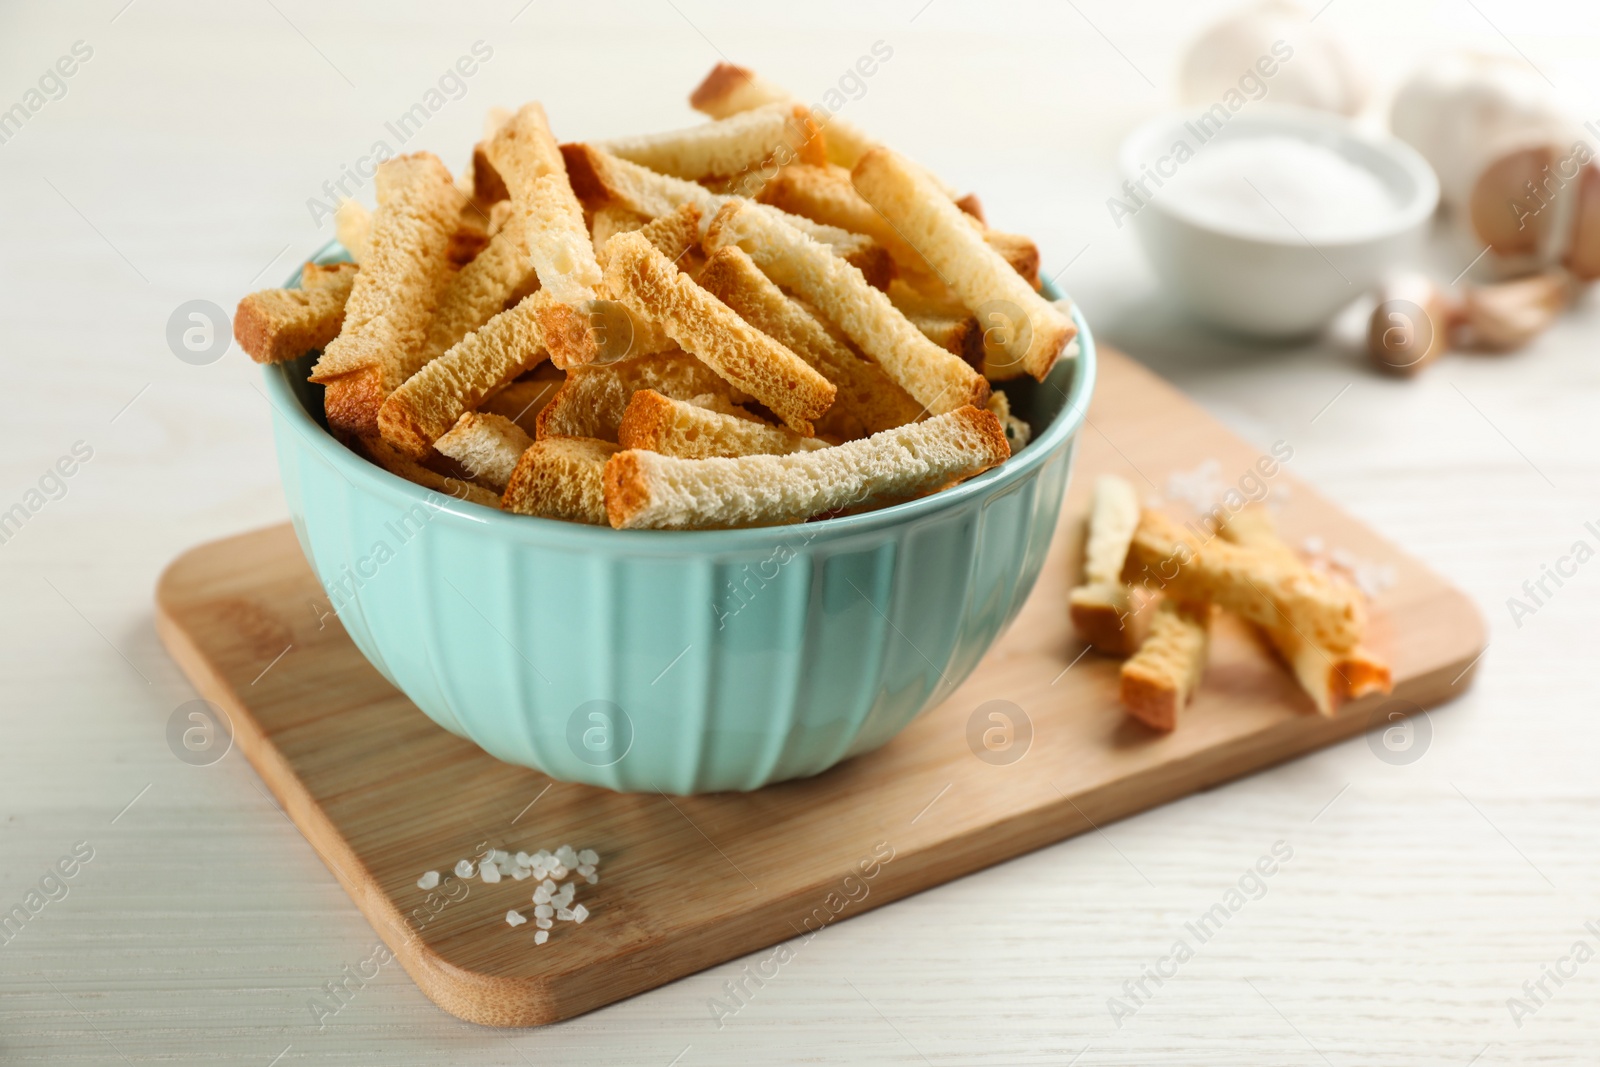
[1217,506,1391,715]
[697,246,920,438]
[378,292,549,457]
[617,389,826,459]
[603,404,1009,530]
[852,147,1073,381]
[1120,600,1211,732]
[433,411,534,492]
[602,231,835,434]
[1123,509,1367,655]
[535,350,735,441]
[597,103,820,182]
[703,199,987,415]
[559,144,892,288]
[311,153,459,387]
[501,436,618,525]
[234,263,356,364]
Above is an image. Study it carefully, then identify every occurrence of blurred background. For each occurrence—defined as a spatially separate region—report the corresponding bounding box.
[3,1,1598,1063]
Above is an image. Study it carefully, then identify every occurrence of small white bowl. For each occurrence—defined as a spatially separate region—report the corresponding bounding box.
[1118,106,1439,338]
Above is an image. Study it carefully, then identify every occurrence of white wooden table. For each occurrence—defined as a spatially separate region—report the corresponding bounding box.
[3,1,1596,1062]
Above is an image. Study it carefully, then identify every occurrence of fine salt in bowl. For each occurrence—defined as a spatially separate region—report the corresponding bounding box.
[1117,105,1439,338]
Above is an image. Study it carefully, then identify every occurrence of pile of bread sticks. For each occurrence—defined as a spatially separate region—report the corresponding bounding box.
[1069,476,1392,731]
[235,64,1077,530]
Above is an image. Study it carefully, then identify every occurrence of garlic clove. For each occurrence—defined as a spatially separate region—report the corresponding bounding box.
[1367,275,1458,377]
[1469,145,1563,257]
[1456,271,1572,351]
[1563,163,1600,281]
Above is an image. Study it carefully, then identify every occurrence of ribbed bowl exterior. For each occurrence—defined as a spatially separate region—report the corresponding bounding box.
[266,280,1094,793]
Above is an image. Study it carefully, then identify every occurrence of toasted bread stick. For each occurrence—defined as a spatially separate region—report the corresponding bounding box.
[536,350,738,442]
[433,412,535,492]
[335,199,371,263]
[597,102,824,180]
[618,389,828,459]
[311,154,460,434]
[697,245,921,438]
[559,144,894,289]
[601,231,835,434]
[487,103,603,307]
[378,291,550,457]
[540,205,701,369]
[604,404,1010,529]
[852,147,1074,381]
[1217,506,1391,716]
[234,262,357,364]
[1123,509,1367,654]
[415,208,538,368]
[686,62,880,171]
[703,199,987,415]
[356,434,503,509]
[502,437,618,525]
[1069,475,1146,655]
[312,153,458,385]
[757,163,1033,284]
[1120,599,1211,732]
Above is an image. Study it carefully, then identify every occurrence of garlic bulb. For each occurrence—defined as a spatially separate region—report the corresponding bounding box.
[1390,53,1597,271]
[1179,1,1368,117]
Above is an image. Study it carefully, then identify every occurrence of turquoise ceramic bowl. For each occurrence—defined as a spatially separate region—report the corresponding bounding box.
[264,248,1095,793]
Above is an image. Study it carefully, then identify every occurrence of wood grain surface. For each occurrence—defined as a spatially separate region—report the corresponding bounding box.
[152,349,1484,1026]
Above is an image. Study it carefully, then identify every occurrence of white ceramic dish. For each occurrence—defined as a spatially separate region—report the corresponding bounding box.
[1119,105,1439,338]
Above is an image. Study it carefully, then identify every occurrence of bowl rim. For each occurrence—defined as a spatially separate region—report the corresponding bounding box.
[263,245,1096,549]
[1117,103,1441,249]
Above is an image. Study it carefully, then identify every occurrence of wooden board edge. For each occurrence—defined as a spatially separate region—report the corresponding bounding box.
[153,585,572,1028]
[148,507,1490,1027]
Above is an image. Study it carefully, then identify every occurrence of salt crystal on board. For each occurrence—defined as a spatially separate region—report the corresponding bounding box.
[506,910,527,927]
[454,859,475,879]
[577,849,598,866]
[416,871,440,890]
[480,864,501,884]
[572,904,589,924]
[534,930,548,945]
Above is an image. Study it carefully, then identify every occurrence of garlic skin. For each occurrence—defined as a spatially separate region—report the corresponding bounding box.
[1390,53,1600,271]
[1179,1,1368,117]
[1390,53,1577,217]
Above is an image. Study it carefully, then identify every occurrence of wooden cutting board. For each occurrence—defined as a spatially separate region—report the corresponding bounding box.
[153,348,1485,1027]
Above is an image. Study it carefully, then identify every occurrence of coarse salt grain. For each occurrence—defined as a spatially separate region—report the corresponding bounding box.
[577,864,596,878]
[585,873,599,885]
[480,863,501,884]
[577,849,598,866]
[555,883,574,907]
[572,903,588,924]
[555,907,574,921]
[416,870,441,890]
[534,904,553,919]
[549,864,568,879]
[506,910,527,927]
[511,867,531,881]
[454,859,475,879]
[534,930,548,945]
[555,845,578,867]
[536,916,553,930]
[514,851,531,867]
